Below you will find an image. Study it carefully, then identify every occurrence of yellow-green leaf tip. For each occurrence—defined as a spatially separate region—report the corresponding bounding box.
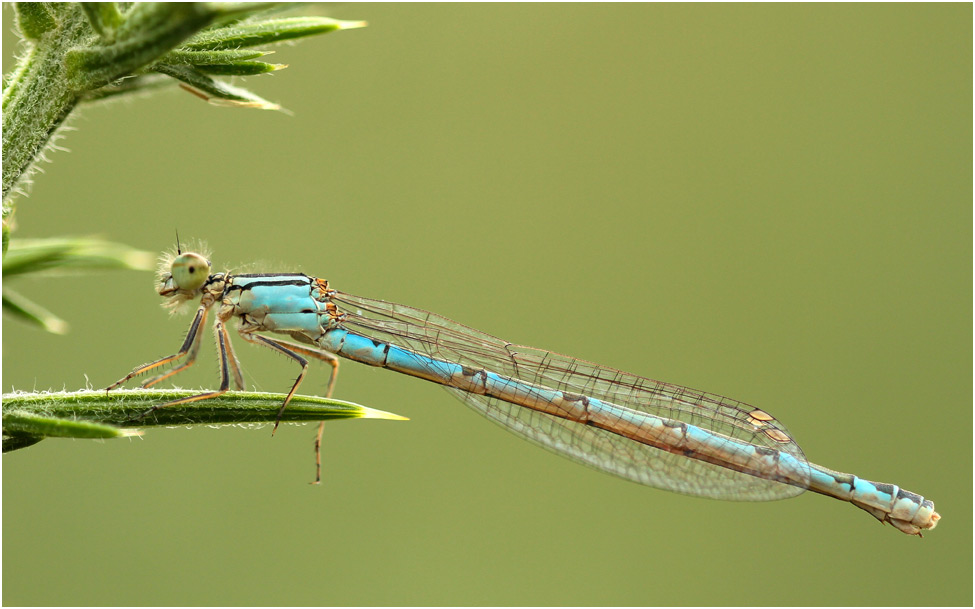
[336,20,368,30]
[358,406,409,421]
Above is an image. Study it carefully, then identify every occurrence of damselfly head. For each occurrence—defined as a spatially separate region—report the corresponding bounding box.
[157,245,212,307]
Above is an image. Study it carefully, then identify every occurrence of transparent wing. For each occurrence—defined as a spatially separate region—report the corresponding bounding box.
[332,291,810,501]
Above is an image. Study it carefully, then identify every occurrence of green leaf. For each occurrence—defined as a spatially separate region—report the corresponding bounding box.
[161,49,269,65]
[154,63,282,110]
[3,387,405,453]
[2,287,69,334]
[2,238,154,333]
[207,2,293,30]
[3,434,45,453]
[66,3,220,90]
[2,237,155,277]
[3,410,138,439]
[81,3,124,41]
[2,388,407,432]
[158,50,284,78]
[185,17,366,51]
[82,73,174,103]
[196,61,285,76]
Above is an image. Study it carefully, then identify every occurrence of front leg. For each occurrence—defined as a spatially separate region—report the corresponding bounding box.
[128,319,236,422]
[106,305,210,391]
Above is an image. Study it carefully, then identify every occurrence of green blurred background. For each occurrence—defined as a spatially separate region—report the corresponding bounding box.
[3,4,971,606]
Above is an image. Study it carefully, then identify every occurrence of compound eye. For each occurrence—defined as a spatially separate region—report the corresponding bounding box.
[170,253,211,291]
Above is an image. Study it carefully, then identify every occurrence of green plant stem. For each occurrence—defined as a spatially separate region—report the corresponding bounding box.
[2,4,221,205]
[1,13,86,203]
[2,3,365,207]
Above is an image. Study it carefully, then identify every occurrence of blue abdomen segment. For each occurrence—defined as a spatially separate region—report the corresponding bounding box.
[318,328,812,489]
[806,465,938,535]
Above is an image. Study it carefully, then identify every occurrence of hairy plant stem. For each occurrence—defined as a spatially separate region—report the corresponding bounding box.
[2,3,365,209]
[2,11,87,205]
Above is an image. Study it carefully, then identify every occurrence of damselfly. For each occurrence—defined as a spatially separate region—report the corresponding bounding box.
[109,247,940,536]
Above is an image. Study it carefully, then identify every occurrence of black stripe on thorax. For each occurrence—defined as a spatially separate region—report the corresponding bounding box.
[226,273,313,291]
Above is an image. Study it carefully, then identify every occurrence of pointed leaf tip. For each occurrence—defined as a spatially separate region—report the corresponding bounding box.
[338,20,368,30]
[157,64,283,111]
[358,407,410,421]
[185,16,367,51]
[2,290,70,334]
